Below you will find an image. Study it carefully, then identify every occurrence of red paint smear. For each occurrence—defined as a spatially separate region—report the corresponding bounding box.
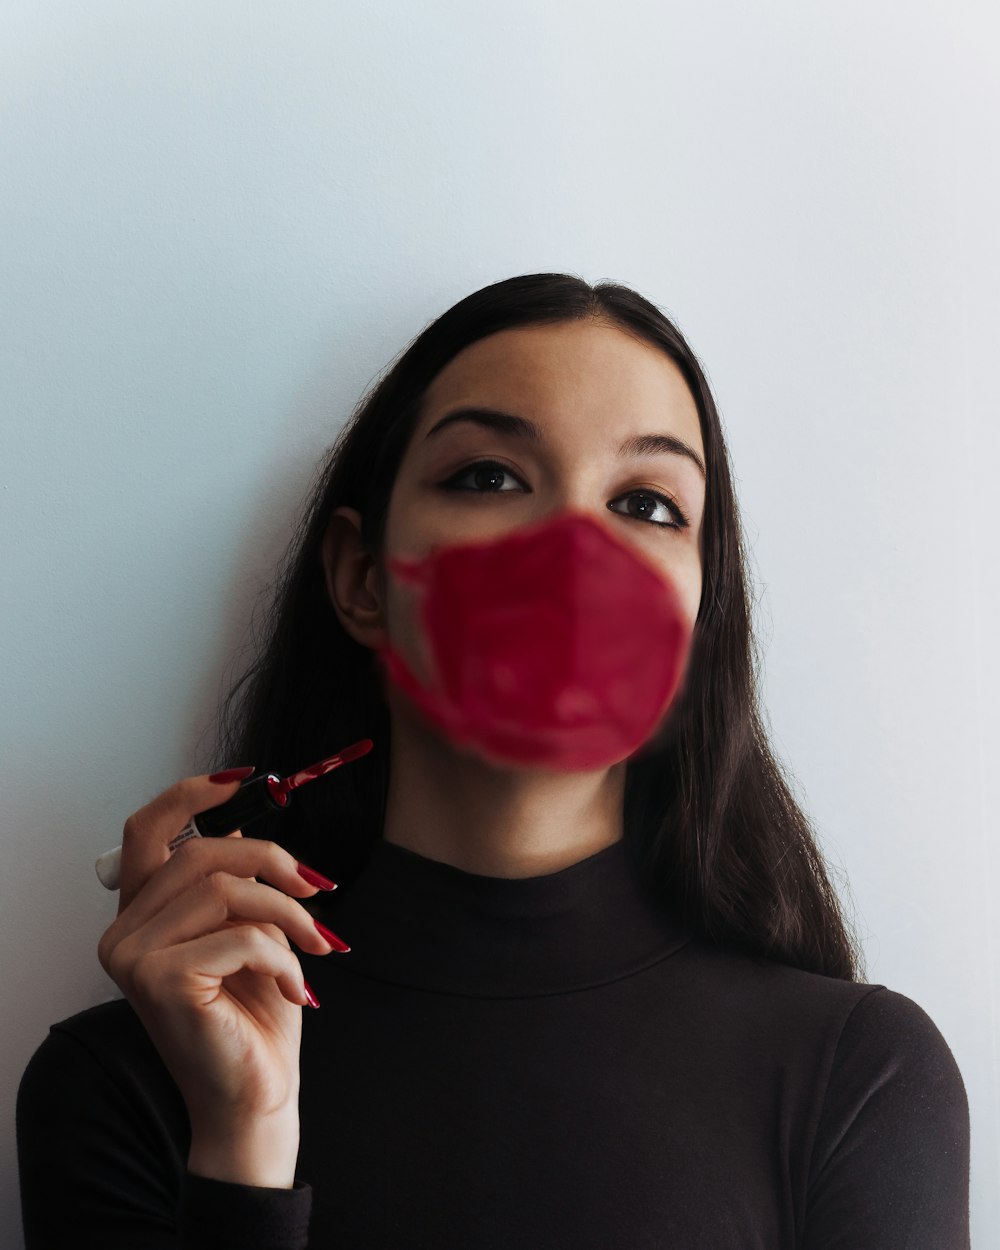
[375,511,692,770]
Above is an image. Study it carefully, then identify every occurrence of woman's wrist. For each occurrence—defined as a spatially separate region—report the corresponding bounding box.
[188,1107,301,1190]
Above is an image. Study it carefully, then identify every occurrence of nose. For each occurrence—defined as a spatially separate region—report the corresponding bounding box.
[509,504,642,569]
[532,494,612,532]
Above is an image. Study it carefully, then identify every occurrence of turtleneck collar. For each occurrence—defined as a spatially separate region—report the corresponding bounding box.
[314,835,694,998]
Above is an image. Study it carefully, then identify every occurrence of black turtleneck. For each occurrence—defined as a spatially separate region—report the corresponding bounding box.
[17,835,970,1248]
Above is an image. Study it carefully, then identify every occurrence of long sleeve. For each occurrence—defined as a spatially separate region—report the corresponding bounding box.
[17,841,977,1247]
[16,1014,313,1249]
[802,987,971,1248]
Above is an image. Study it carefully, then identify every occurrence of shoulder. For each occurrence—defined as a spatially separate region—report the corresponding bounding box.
[679,941,968,1104]
[679,946,970,1238]
[679,937,890,1040]
[831,983,965,1066]
[18,993,185,1132]
[818,984,970,1127]
[802,986,971,1241]
[22,994,156,1082]
[47,992,147,1042]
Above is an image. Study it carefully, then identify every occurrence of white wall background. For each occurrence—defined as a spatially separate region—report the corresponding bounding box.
[2,1,997,1243]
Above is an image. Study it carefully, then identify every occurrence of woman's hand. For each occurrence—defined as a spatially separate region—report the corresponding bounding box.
[96,772,344,1186]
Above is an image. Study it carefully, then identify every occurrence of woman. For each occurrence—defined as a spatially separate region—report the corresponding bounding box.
[16,273,970,1247]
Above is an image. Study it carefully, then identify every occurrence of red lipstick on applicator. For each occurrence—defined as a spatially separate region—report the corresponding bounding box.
[95,739,374,890]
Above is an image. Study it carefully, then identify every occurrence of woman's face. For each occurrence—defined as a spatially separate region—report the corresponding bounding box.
[375,319,707,684]
[329,319,707,693]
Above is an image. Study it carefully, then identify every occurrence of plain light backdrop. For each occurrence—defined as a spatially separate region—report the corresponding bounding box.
[2,2,997,1244]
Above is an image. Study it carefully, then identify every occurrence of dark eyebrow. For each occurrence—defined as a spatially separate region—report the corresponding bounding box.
[423,406,706,481]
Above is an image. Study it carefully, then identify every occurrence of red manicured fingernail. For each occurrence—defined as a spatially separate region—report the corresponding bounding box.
[302,979,320,1009]
[208,766,255,784]
[314,919,351,953]
[296,862,338,891]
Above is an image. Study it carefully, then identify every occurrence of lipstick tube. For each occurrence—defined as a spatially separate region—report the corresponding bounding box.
[95,774,285,891]
[95,739,372,890]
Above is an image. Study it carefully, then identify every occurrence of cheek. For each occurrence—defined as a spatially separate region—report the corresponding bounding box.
[381,556,436,683]
[681,571,703,632]
[656,549,701,635]
[379,501,436,680]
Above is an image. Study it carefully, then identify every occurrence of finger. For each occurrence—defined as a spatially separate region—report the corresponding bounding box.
[118,774,252,912]
[100,837,327,968]
[130,926,312,1010]
[222,829,258,881]
[110,874,340,980]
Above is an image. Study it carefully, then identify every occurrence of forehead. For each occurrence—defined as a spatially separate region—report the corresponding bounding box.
[417,320,704,453]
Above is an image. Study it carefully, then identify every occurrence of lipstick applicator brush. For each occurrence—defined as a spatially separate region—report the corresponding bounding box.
[95,738,374,891]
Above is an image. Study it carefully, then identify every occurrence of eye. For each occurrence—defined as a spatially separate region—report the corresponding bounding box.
[608,489,690,531]
[438,458,525,495]
[438,458,691,532]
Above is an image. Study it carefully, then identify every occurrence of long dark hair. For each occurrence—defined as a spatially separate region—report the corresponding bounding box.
[202,273,867,982]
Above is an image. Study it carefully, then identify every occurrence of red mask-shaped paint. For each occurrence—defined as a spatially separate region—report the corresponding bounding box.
[373,511,693,771]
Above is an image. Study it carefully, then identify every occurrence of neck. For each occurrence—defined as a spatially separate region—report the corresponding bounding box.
[381,693,629,879]
[311,833,693,998]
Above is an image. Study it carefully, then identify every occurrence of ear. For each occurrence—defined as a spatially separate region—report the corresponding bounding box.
[320,506,388,651]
